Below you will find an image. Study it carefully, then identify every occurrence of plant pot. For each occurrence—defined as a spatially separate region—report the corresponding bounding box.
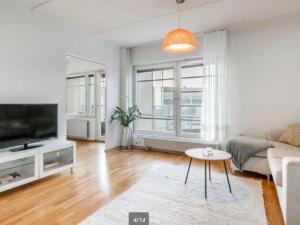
[121,126,132,149]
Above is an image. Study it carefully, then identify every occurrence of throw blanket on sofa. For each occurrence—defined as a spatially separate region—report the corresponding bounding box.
[225,136,273,170]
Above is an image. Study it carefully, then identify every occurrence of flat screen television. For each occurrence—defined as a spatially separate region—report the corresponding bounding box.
[0,104,58,151]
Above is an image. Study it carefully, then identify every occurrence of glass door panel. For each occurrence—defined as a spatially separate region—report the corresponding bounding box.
[0,156,35,188]
[43,147,73,172]
[96,72,106,139]
[66,76,87,115]
[87,74,96,116]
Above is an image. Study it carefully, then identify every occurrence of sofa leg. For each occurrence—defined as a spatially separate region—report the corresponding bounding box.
[266,174,270,180]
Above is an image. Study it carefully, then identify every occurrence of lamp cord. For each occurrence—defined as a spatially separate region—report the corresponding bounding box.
[177,0,185,29]
[178,3,181,29]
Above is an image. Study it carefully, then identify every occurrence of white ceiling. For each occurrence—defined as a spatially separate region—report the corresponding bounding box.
[23,0,300,46]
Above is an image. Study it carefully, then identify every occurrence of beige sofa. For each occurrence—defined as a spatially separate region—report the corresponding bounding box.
[268,145,300,225]
[231,134,300,178]
[229,131,300,225]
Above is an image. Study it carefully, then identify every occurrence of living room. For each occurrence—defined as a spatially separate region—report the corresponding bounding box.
[0,0,300,225]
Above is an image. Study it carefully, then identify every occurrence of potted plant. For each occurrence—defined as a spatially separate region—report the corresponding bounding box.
[110,105,141,149]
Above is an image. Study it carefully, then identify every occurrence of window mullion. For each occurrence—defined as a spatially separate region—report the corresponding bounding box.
[152,71,155,131]
[85,74,88,116]
[175,62,181,137]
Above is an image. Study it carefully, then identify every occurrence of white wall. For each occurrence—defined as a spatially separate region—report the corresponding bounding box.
[0,1,121,149]
[229,17,300,138]
[131,17,300,139]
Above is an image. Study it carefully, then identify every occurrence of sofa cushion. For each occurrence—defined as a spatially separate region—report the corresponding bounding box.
[253,141,300,158]
[268,157,283,187]
[271,141,300,152]
[278,124,300,147]
[255,150,267,158]
[268,147,300,159]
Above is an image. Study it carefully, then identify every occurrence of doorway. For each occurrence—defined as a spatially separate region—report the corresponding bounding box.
[65,55,106,142]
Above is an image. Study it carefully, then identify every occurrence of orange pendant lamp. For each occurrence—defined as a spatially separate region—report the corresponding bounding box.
[162,0,197,54]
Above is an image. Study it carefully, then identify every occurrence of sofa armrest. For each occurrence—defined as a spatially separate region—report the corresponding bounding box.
[282,157,300,225]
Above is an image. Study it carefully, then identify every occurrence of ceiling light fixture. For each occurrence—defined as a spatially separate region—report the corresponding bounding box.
[162,0,197,54]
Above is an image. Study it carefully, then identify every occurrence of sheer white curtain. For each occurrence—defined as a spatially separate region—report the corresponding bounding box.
[201,30,229,142]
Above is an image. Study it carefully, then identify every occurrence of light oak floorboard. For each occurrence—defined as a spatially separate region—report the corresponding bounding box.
[0,140,284,225]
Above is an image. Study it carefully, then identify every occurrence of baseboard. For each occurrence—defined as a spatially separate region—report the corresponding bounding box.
[105,145,185,155]
[105,146,121,152]
[133,145,185,155]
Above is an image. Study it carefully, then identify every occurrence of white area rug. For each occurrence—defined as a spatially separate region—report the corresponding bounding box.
[80,164,267,225]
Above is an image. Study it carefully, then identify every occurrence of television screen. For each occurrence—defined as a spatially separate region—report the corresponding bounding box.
[0,104,58,150]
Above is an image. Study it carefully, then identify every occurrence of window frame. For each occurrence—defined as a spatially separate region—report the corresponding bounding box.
[133,63,177,137]
[133,59,204,139]
[66,72,97,118]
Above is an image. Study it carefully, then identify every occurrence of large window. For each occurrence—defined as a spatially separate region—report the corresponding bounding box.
[135,65,175,135]
[66,73,96,116]
[134,60,205,138]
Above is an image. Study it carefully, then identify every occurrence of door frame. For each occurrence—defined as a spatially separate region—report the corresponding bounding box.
[66,54,107,142]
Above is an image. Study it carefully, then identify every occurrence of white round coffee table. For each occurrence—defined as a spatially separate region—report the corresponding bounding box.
[184,148,232,199]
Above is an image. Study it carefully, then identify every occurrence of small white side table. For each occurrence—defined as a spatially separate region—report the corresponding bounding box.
[185,148,232,199]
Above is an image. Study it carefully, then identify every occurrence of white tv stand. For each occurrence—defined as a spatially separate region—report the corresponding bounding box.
[0,140,76,192]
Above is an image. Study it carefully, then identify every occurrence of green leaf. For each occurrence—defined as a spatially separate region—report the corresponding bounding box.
[110,105,142,127]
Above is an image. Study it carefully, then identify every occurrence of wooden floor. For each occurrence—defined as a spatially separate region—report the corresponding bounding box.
[0,140,284,225]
